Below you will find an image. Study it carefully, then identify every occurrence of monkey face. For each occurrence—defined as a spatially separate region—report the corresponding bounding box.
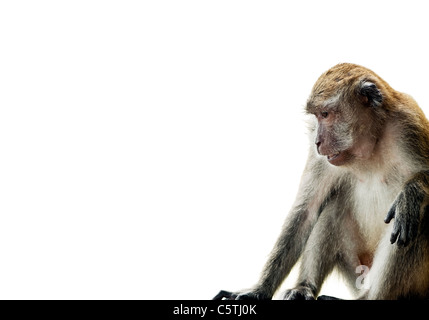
[306,65,387,167]
[311,101,380,167]
[313,106,355,166]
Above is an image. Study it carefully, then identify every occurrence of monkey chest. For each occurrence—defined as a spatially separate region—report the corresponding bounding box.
[351,178,398,251]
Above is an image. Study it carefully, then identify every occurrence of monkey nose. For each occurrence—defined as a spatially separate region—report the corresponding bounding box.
[315,140,321,153]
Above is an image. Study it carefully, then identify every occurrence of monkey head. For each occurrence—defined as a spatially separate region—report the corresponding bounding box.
[305,63,390,166]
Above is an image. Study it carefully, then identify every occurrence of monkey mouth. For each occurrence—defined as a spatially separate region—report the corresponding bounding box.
[327,152,341,162]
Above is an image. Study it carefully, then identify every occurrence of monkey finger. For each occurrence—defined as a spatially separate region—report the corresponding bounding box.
[213,290,236,300]
[384,205,396,224]
[236,293,258,300]
[390,221,401,244]
[397,225,409,247]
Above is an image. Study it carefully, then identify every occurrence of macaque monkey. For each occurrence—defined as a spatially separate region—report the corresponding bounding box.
[214,63,429,300]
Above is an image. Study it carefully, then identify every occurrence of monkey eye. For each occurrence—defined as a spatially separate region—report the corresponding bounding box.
[321,111,329,119]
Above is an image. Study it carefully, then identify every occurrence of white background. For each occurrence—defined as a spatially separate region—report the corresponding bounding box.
[0,1,428,299]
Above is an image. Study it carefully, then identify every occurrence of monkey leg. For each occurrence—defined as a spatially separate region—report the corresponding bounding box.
[281,205,344,300]
[364,213,429,299]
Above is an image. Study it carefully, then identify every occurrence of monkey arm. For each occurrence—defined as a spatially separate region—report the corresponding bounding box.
[253,204,316,298]
[213,204,318,301]
[213,156,338,300]
[384,170,429,247]
[246,155,338,298]
[213,202,317,300]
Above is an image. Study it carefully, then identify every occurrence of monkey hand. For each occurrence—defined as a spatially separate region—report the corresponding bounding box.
[384,187,423,247]
[213,289,270,300]
[282,286,315,300]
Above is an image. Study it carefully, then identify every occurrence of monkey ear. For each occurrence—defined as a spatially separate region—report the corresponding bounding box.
[358,81,383,107]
